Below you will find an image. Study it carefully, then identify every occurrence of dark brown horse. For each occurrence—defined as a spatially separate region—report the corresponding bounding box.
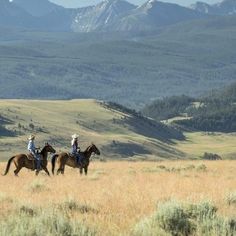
[51,143,100,175]
[2,143,56,176]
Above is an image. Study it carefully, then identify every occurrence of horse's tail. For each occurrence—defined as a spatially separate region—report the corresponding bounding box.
[2,156,15,176]
[51,154,58,175]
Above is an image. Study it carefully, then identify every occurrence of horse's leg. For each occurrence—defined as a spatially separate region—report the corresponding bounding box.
[79,168,83,175]
[42,166,50,176]
[84,166,88,175]
[57,168,63,175]
[14,166,22,176]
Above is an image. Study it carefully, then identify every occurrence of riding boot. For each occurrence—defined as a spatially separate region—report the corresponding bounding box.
[36,159,41,171]
[77,157,80,166]
[79,158,83,167]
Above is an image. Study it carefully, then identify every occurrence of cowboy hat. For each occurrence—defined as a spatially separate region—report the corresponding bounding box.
[71,134,79,139]
[28,134,35,140]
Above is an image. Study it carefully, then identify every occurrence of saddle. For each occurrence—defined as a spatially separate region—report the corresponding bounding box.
[68,152,84,164]
[27,153,35,160]
[27,153,42,171]
[68,153,78,159]
[26,153,42,161]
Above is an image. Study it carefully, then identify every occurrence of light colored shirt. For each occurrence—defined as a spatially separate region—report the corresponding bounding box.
[28,140,36,153]
[71,139,78,154]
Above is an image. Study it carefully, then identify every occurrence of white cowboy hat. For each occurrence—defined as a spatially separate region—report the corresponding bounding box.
[28,134,35,140]
[71,134,79,139]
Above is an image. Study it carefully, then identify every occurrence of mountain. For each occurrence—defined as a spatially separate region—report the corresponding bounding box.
[190,2,212,14]
[0,0,35,28]
[0,13,235,108]
[71,0,136,32]
[11,0,78,31]
[12,0,62,17]
[72,0,205,32]
[191,0,236,15]
[0,0,235,32]
[1,0,78,31]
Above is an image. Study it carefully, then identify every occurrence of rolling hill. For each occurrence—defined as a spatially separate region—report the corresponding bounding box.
[0,99,185,161]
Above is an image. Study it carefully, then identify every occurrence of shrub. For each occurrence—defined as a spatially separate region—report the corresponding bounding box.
[58,199,98,214]
[187,201,217,221]
[225,192,236,206]
[154,200,195,236]
[196,164,207,172]
[0,207,96,236]
[133,200,236,236]
[201,152,222,160]
[132,217,168,236]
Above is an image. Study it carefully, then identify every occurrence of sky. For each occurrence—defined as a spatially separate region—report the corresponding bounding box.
[50,0,220,8]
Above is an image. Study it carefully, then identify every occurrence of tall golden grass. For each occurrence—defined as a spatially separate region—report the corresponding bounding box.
[0,160,235,235]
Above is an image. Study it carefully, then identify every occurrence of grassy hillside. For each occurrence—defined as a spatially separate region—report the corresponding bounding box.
[0,99,184,161]
[0,15,236,108]
[175,132,236,159]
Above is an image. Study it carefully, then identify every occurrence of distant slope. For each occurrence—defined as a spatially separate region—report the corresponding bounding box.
[0,99,185,161]
[142,82,236,132]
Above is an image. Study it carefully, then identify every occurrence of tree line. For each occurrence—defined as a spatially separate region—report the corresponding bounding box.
[142,82,236,132]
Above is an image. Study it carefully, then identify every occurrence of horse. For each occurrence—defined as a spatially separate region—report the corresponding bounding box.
[2,143,56,176]
[51,143,100,175]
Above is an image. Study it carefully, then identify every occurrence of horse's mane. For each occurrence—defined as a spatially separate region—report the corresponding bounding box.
[40,143,50,154]
[84,144,93,153]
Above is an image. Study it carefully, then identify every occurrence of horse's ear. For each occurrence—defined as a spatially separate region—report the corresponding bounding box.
[45,142,48,146]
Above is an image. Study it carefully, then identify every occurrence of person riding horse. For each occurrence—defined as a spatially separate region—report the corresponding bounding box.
[27,134,40,171]
[71,134,82,166]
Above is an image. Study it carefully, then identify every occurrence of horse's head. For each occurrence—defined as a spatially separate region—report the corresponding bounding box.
[44,143,56,154]
[90,143,100,156]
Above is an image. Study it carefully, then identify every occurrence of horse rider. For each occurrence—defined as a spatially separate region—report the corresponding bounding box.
[71,133,82,166]
[27,134,40,171]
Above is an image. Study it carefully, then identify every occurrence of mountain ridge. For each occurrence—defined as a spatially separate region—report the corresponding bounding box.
[1,0,235,32]
[191,0,236,15]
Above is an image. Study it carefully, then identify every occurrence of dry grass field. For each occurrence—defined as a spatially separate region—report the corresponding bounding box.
[0,160,235,235]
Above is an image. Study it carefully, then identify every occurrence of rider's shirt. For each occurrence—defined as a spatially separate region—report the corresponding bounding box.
[71,139,78,154]
[28,140,36,153]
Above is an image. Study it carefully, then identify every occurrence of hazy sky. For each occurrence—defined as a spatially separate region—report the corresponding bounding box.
[50,0,220,8]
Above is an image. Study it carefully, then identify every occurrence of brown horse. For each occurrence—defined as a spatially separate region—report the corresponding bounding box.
[2,143,56,176]
[51,143,100,175]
